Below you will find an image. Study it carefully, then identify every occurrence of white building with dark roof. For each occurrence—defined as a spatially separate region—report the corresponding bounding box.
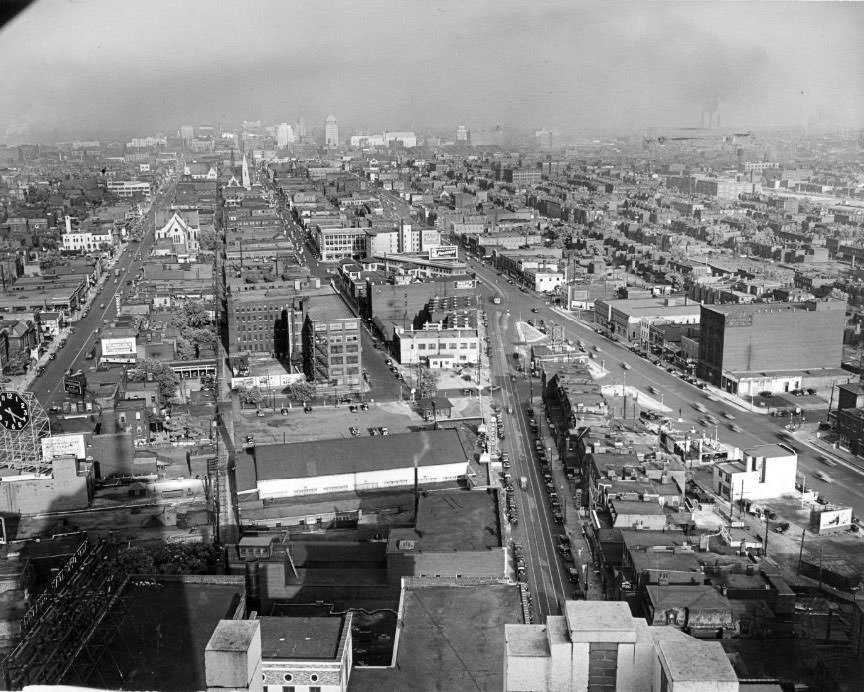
[238,429,469,501]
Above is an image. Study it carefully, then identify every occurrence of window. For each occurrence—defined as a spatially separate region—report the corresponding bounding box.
[309,674,319,683]
[282,672,294,682]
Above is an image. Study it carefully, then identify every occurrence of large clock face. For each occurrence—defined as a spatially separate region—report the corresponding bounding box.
[0,391,30,431]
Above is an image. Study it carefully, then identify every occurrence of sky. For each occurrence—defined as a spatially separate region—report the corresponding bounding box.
[0,0,862,142]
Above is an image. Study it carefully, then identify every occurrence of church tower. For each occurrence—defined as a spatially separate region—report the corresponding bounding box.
[241,152,251,189]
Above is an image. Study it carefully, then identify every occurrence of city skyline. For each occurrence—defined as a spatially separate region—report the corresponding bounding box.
[0,0,863,143]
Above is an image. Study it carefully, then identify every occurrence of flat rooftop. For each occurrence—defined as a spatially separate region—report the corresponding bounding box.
[657,639,738,683]
[387,490,500,552]
[248,429,469,485]
[349,583,523,692]
[306,293,357,321]
[258,615,344,660]
[78,577,244,691]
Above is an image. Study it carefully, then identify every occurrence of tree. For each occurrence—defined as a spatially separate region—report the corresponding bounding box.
[237,386,264,406]
[175,337,196,360]
[418,366,439,399]
[284,381,316,402]
[128,358,179,401]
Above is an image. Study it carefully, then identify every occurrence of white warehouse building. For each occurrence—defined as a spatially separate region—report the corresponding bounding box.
[238,429,469,501]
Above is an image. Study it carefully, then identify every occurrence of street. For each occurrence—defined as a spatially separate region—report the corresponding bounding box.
[27,180,173,411]
[467,254,864,614]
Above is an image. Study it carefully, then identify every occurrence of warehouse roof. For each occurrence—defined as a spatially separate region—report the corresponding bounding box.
[252,429,468,482]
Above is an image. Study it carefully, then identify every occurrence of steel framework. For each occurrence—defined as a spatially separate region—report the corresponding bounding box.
[0,538,140,689]
[0,391,51,473]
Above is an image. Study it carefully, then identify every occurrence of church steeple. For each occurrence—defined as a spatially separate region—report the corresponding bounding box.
[241,152,250,189]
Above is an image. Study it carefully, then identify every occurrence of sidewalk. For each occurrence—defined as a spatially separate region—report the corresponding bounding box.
[795,427,864,475]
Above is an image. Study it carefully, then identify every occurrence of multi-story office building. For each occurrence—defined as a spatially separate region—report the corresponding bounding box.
[324,114,339,147]
[313,226,368,262]
[698,299,847,394]
[226,282,331,364]
[302,295,362,392]
[276,122,295,148]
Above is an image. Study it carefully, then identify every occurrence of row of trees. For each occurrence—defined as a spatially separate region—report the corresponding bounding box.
[237,381,317,406]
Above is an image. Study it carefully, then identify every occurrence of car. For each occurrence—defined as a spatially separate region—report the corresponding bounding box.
[99,303,105,309]
[531,307,538,313]
[814,470,833,483]
[622,362,631,370]
[49,353,56,360]
[722,412,735,420]
[256,410,265,417]
[774,522,790,534]
[730,424,742,433]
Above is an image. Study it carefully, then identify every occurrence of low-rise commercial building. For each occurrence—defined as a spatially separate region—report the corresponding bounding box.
[237,429,469,501]
[712,443,797,502]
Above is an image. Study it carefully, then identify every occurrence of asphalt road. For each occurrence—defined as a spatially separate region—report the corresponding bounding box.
[468,256,864,521]
[30,180,174,411]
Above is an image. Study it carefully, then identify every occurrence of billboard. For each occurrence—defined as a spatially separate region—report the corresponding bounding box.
[41,434,86,461]
[230,372,306,390]
[100,336,137,356]
[810,506,853,534]
[63,373,87,395]
[428,245,458,260]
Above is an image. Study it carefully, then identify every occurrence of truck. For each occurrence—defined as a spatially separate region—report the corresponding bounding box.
[114,268,120,278]
[492,296,502,305]
[519,476,528,490]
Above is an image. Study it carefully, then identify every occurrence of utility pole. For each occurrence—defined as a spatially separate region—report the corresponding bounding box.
[797,529,805,575]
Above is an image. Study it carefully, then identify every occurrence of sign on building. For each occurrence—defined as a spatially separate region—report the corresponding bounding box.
[100,336,136,356]
[428,245,458,260]
[41,434,87,461]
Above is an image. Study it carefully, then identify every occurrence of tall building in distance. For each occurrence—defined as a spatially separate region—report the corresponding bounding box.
[297,116,307,140]
[456,124,469,142]
[276,122,295,148]
[324,114,339,146]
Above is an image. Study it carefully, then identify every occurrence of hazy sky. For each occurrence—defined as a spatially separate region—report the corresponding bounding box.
[1,0,862,142]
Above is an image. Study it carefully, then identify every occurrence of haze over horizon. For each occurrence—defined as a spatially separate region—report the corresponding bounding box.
[1,0,862,143]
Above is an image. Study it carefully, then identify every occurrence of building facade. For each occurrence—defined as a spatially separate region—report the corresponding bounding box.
[393,326,480,368]
[302,297,362,391]
[698,299,846,390]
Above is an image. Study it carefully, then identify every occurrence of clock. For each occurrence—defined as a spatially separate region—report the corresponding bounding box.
[0,391,30,431]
